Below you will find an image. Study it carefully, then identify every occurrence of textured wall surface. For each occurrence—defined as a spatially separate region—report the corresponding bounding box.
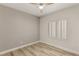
[0,5,39,51]
[40,5,79,52]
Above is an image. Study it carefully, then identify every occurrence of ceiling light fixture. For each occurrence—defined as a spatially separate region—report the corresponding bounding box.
[37,3,45,10]
[31,3,54,14]
[38,5,45,10]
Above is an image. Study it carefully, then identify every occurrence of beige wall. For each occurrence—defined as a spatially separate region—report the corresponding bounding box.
[0,4,79,53]
[0,5,39,51]
[40,5,79,52]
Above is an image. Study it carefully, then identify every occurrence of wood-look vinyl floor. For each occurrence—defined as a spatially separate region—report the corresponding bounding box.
[1,42,78,56]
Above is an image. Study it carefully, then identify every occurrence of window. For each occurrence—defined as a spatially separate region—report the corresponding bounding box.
[48,20,67,39]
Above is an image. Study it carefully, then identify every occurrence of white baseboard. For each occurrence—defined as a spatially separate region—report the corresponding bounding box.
[1,40,79,55]
[40,41,79,55]
[0,41,39,55]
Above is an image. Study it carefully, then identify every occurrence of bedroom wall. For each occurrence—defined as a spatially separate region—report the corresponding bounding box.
[40,4,79,52]
[0,5,39,51]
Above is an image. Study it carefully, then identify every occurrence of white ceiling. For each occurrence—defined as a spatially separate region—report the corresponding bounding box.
[0,3,78,17]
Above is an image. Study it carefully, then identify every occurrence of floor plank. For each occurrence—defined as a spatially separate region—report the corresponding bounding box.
[1,42,78,56]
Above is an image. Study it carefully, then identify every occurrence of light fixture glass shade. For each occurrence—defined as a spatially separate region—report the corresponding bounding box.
[38,4,45,10]
[39,6,44,10]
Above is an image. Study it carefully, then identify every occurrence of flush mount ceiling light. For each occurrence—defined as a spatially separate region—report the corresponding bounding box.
[36,3,46,10]
[38,4,45,10]
[31,3,54,14]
